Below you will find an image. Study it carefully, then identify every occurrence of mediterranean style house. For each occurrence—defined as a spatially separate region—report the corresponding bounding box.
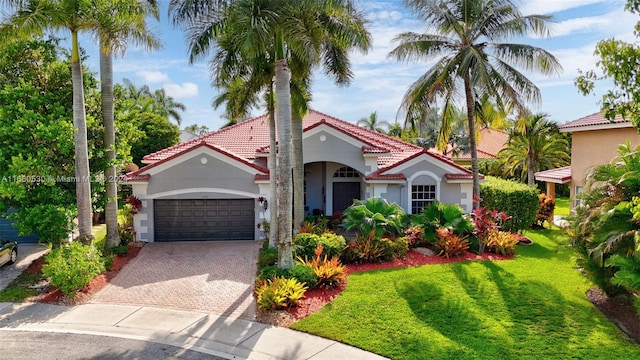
[123,110,477,242]
[535,112,640,209]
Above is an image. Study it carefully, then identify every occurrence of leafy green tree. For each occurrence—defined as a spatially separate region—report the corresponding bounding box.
[575,1,640,125]
[151,88,186,127]
[0,38,79,243]
[357,111,390,133]
[497,113,570,185]
[127,111,181,167]
[389,0,561,208]
[184,124,210,136]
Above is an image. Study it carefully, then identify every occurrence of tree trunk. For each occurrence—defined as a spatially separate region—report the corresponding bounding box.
[275,58,293,269]
[463,73,480,211]
[71,31,93,243]
[268,93,278,248]
[100,45,120,248]
[292,112,304,231]
[527,151,535,186]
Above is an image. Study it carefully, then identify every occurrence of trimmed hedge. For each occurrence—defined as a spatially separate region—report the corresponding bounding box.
[480,176,539,232]
[293,232,346,260]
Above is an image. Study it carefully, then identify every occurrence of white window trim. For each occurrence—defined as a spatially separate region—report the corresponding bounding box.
[407,171,441,214]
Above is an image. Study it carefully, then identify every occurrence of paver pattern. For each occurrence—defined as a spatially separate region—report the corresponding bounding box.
[91,241,259,319]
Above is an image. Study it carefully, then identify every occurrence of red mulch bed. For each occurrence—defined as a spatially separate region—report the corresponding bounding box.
[256,249,513,327]
[587,287,640,343]
[26,243,143,306]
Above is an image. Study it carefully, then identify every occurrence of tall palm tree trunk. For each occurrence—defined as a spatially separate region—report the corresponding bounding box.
[464,74,480,210]
[527,151,536,186]
[71,31,93,242]
[292,113,304,231]
[268,94,278,248]
[100,46,120,248]
[275,58,293,269]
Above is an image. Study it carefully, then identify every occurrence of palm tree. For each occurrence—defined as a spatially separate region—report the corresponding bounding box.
[171,0,370,269]
[96,0,160,248]
[357,111,390,133]
[497,113,569,185]
[1,0,118,241]
[389,0,561,208]
[152,88,187,127]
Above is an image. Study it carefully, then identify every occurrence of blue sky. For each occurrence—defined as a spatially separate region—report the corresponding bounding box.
[80,0,638,130]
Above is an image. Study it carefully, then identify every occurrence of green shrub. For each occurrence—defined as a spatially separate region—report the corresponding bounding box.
[258,248,278,270]
[480,176,539,232]
[294,232,346,260]
[342,197,406,238]
[42,242,106,296]
[255,277,307,310]
[418,202,473,242]
[258,263,319,288]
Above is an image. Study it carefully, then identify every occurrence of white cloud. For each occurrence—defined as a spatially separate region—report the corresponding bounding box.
[520,0,606,15]
[163,82,199,99]
[136,70,169,83]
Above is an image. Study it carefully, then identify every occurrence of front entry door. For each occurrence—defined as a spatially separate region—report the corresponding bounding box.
[333,182,361,214]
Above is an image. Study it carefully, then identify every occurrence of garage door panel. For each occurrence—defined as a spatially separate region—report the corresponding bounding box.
[154,198,254,241]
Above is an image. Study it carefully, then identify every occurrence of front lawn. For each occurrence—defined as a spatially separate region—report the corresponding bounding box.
[554,197,570,216]
[292,228,640,359]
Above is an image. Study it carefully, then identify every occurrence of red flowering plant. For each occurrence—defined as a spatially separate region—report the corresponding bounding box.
[471,207,511,254]
[126,195,143,214]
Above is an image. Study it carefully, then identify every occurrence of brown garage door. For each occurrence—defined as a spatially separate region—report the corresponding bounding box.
[154,199,255,241]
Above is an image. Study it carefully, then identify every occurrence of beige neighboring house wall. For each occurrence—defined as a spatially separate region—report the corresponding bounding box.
[559,113,640,208]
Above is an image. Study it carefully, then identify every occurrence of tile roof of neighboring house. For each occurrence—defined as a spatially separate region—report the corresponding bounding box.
[127,110,474,181]
[559,112,632,132]
[534,166,572,184]
[444,128,509,160]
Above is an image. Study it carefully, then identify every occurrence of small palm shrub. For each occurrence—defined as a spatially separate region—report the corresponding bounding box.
[42,242,106,296]
[342,197,406,238]
[606,254,640,296]
[433,228,469,259]
[301,246,346,289]
[293,232,346,260]
[255,277,307,310]
[485,230,519,255]
[419,202,473,242]
[258,263,319,288]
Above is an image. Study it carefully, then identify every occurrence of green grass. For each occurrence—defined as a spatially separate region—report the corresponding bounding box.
[292,229,640,359]
[554,197,570,216]
[92,224,107,250]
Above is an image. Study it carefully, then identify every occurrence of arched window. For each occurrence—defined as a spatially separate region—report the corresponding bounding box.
[333,166,360,178]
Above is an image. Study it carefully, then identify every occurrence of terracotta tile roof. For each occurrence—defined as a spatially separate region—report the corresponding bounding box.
[365,171,406,181]
[444,173,482,180]
[130,110,474,182]
[559,112,631,131]
[122,174,150,182]
[534,166,572,184]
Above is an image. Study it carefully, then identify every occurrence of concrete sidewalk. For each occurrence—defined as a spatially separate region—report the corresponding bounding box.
[0,302,386,360]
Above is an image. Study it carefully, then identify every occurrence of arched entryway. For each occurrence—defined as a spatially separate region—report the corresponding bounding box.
[303,162,364,216]
[332,166,361,214]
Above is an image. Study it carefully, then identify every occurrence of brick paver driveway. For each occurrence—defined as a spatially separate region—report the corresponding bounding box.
[91,241,259,319]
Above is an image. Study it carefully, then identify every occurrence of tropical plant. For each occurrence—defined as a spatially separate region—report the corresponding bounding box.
[485,230,519,255]
[497,113,570,185]
[357,111,390,133]
[258,263,318,288]
[534,194,555,228]
[471,206,510,253]
[433,228,470,259]
[300,245,346,289]
[342,197,406,238]
[418,202,473,243]
[255,277,307,310]
[151,88,186,127]
[389,0,561,208]
[293,232,346,261]
[569,143,640,298]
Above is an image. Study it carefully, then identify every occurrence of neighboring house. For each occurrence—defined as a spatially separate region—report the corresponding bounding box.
[123,110,477,242]
[180,130,199,143]
[443,128,509,166]
[535,112,640,209]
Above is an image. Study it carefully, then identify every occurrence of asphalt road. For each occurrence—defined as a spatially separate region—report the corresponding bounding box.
[1,331,227,359]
